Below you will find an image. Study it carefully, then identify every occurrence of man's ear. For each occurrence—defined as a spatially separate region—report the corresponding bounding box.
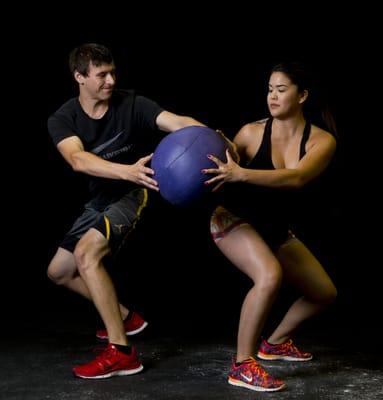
[74,71,85,86]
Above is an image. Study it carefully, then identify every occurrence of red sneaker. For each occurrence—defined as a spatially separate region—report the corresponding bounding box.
[257,338,313,361]
[73,343,143,379]
[228,357,285,392]
[96,311,148,339]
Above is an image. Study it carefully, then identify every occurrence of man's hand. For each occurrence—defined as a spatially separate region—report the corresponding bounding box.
[126,154,159,191]
[216,130,240,163]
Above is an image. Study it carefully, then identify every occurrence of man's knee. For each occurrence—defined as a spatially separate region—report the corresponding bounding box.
[47,261,72,285]
[74,232,109,274]
[73,242,91,274]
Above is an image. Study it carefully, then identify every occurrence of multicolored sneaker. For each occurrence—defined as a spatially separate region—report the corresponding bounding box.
[228,357,285,392]
[257,338,313,361]
[96,311,148,339]
[73,343,143,379]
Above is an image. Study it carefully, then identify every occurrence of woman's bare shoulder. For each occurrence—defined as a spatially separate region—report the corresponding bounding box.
[310,124,337,149]
[237,119,267,139]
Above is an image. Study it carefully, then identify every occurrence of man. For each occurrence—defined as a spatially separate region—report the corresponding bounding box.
[47,43,205,379]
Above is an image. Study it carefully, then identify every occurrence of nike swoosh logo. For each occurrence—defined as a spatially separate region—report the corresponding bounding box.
[91,130,125,154]
[240,373,253,383]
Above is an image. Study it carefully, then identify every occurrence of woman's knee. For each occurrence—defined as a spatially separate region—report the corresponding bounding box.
[310,283,337,306]
[258,261,283,294]
[322,284,337,305]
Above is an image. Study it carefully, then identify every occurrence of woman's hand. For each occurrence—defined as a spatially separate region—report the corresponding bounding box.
[203,149,243,191]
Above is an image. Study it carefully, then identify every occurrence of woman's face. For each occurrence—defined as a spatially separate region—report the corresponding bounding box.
[267,71,307,118]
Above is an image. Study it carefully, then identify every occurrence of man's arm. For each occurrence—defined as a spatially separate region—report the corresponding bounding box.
[57,135,158,190]
[155,111,205,132]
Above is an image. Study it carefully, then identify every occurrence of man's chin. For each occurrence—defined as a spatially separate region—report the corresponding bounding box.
[101,92,113,100]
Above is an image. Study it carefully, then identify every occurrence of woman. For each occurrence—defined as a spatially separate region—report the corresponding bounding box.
[204,62,338,392]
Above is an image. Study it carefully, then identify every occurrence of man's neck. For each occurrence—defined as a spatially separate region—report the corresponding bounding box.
[79,96,109,119]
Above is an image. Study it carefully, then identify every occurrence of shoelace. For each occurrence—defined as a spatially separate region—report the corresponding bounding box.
[92,345,117,364]
[245,359,269,380]
[237,358,283,388]
[96,346,123,371]
[280,340,301,355]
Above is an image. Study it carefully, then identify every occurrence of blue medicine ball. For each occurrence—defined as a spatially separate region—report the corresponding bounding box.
[151,126,227,207]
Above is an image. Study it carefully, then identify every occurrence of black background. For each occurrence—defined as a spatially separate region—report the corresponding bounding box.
[4,9,380,335]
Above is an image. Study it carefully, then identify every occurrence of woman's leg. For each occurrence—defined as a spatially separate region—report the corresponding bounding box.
[214,224,282,362]
[267,235,337,344]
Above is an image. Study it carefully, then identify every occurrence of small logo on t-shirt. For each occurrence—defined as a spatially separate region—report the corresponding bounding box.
[103,144,133,160]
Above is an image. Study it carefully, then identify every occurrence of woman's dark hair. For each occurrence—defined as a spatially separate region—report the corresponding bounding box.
[69,43,114,76]
[271,61,337,137]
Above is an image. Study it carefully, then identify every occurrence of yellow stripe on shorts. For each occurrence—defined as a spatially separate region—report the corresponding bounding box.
[103,215,111,241]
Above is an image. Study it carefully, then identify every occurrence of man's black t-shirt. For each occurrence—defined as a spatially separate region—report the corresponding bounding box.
[48,90,164,205]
